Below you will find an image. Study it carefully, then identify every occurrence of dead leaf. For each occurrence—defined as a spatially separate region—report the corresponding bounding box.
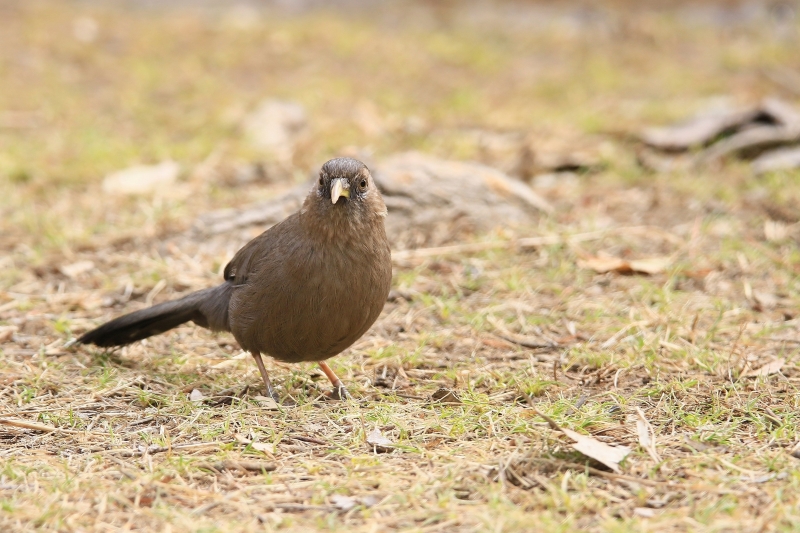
[578,256,623,273]
[331,494,357,511]
[430,387,462,404]
[634,407,661,462]
[60,260,95,279]
[366,427,394,453]
[743,358,785,378]
[253,395,280,410]
[533,408,630,473]
[578,255,671,275]
[250,441,273,454]
[628,257,673,275]
[189,389,204,402]
[560,427,631,473]
[234,433,275,458]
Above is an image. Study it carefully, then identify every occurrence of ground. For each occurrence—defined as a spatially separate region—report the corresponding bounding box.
[2,1,800,532]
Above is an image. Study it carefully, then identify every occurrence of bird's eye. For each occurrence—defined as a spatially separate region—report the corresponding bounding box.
[359,179,367,190]
[319,176,324,186]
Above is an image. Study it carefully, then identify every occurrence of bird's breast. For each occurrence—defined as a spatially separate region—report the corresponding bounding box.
[229,234,391,363]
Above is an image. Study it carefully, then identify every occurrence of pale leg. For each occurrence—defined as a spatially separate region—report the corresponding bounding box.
[318,361,348,400]
[251,351,280,403]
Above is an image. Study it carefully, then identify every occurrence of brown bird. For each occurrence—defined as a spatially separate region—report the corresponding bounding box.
[72,157,392,402]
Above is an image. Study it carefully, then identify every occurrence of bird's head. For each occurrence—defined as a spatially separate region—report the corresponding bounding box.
[307,158,387,225]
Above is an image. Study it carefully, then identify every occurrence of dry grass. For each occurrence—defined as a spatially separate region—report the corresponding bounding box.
[2,1,800,532]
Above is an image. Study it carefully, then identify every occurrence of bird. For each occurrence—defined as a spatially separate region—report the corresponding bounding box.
[71,157,393,402]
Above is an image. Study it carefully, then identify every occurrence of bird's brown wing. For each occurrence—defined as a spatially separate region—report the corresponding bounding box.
[222,213,299,286]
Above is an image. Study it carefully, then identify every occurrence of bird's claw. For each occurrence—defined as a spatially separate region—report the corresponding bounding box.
[327,385,349,401]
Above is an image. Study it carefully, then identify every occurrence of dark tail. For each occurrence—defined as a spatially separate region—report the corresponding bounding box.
[76,283,233,347]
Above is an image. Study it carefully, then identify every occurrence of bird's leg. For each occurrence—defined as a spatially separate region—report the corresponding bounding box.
[250,351,280,403]
[318,361,348,400]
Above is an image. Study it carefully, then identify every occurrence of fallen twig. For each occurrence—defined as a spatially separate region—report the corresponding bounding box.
[496,333,559,350]
[0,417,104,436]
[487,315,561,350]
[286,435,328,446]
[196,460,277,474]
[103,441,234,457]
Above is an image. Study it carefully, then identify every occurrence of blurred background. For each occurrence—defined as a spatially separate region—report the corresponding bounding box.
[3,5,800,529]
[1,0,799,253]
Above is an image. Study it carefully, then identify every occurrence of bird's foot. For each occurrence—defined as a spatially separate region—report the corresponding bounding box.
[325,385,349,401]
[264,387,298,406]
[250,351,299,406]
[317,362,349,401]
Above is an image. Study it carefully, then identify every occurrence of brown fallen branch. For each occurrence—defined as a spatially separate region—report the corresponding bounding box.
[641,107,760,151]
[641,97,800,152]
[696,125,800,165]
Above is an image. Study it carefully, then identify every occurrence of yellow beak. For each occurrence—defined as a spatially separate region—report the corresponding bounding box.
[330,178,350,204]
